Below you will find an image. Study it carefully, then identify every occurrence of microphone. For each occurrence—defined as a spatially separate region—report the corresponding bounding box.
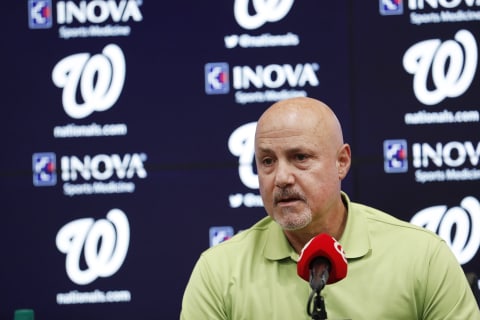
[297,233,348,292]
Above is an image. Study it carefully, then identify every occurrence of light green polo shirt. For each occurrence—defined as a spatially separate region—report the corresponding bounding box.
[180,193,480,319]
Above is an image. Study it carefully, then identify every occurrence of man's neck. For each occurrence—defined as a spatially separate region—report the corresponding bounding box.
[284,201,348,254]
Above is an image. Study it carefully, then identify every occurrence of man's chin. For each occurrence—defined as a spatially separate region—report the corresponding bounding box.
[275,215,312,231]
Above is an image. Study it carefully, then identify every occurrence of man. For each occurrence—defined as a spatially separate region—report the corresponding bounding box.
[180,97,480,319]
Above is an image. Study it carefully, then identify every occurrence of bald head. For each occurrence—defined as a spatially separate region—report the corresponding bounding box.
[255,97,345,151]
[254,97,351,237]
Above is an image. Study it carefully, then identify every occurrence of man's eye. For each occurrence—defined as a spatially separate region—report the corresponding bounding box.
[262,158,274,166]
[295,154,308,161]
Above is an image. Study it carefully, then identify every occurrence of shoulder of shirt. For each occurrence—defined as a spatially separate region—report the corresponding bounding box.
[350,200,443,241]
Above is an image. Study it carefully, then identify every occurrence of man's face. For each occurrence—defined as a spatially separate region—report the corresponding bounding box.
[255,122,341,231]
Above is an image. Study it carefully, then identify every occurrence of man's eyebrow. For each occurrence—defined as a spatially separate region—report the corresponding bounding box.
[256,146,307,154]
[287,147,306,154]
[255,146,273,154]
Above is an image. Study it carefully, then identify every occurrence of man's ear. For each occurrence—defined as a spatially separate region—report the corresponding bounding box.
[336,144,351,180]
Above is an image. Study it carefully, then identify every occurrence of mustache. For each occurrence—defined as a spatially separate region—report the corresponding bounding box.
[274,188,305,204]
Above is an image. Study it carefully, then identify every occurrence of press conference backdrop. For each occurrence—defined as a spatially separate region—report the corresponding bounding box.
[0,1,479,318]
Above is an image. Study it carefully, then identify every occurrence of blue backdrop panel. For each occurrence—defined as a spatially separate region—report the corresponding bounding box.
[0,1,478,319]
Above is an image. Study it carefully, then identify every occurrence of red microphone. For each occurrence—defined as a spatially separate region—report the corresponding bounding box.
[297,233,348,292]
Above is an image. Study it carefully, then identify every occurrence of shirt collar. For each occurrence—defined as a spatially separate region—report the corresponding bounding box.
[263,192,371,261]
[338,191,371,259]
[264,219,298,261]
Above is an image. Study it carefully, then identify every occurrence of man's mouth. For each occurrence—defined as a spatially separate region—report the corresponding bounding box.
[275,195,301,205]
[274,189,304,206]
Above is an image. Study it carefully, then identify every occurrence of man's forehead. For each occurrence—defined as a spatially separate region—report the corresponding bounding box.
[255,132,318,151]
[256,127,305,138]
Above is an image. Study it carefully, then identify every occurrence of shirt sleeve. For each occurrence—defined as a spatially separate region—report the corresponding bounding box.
[180,253,229,320]
[422,240,480,320]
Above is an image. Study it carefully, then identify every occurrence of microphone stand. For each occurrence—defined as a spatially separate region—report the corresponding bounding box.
[307,263,329,320]
[307,288,327,320]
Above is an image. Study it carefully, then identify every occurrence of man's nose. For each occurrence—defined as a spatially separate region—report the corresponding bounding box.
[274,161,295,188]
